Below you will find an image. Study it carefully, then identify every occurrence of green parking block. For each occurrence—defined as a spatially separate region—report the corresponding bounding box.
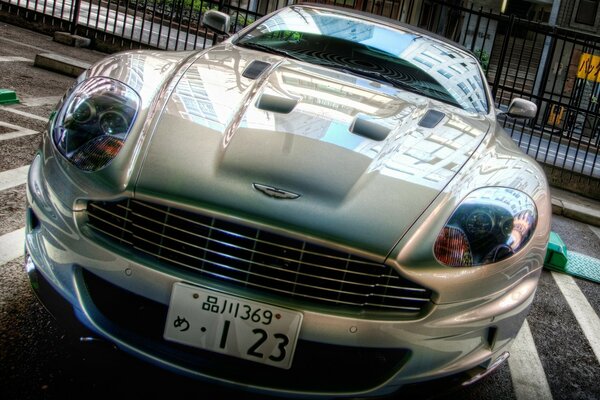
[545,231,568,270]
[544,231,600,283]
[0,89,19,105]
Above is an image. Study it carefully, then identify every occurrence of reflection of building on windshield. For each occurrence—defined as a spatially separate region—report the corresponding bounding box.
[399,38,487,113]
[252,7,376,41]
[246,7,487,114]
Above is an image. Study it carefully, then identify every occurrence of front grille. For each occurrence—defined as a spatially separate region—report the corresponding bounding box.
[86,199,432,314]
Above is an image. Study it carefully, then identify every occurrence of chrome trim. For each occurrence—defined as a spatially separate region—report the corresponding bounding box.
[253,183,301,200]
[85,199,432,313]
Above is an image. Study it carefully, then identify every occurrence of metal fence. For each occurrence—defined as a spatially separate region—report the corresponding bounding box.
[2,0,600,194]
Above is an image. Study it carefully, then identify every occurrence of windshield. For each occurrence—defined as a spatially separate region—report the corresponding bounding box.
[235,6,489,114]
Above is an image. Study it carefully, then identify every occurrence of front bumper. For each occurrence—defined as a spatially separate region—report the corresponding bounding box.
[24,156,540,398]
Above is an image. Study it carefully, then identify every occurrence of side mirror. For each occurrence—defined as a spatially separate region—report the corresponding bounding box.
[202,10,231,36]
[506,98,537,119]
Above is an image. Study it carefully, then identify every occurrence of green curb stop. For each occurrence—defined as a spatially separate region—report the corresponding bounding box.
[544,231,600,284]
[545,231,568,270]
[0,89,19,105]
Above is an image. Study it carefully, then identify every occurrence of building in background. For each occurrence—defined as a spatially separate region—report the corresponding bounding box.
[556,0,600,33]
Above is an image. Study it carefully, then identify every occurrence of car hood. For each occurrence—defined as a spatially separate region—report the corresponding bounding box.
[135,45,491,259]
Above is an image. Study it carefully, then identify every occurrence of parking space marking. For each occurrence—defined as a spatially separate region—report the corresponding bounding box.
[509,320,553,400]
[0,34,54,53]
[0,227,25,266]
[552,271,600,363]
[21,96,62,107]
[1,106,50,122]
[0,121,38,141]
[0,121,39,141]
[0,56,32,62]
[0,130,38,141]
[0,165,29,191]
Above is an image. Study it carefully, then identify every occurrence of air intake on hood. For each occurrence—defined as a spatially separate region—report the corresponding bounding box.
[256,93,298,114]
[242,60,271,79]
[350,116,391,141]
[418,110,446,128]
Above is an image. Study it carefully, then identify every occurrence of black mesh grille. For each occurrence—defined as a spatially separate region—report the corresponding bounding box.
[81,269,410,392]
[86,199,432,314]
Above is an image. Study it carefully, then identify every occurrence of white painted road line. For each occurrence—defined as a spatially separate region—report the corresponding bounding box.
[0,120,36,131]
[509,320,553,400]
[0,165,29,191]
[0,227,25,265]
[21,96,62,107]
[0,106,50,122]
[552,271,600,363]
[0,56,32,62]
[0,130,39,141]
[0,35,49,53]
[0,120,38,141]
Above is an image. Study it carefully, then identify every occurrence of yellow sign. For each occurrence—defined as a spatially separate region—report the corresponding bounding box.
[578,53,600,82]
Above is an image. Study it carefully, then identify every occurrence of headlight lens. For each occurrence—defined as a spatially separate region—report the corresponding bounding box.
[434,187,537,267]
[52,77,140,171]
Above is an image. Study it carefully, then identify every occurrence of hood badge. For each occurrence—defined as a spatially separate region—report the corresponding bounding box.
[253,183,301,200]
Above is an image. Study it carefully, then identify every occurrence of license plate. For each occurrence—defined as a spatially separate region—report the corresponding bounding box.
[164,282,303,369]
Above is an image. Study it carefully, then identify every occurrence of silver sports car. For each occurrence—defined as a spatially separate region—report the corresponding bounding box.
[25,4,551,398]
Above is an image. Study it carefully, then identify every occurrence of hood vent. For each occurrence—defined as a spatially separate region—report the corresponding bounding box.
[418,110,445,128]
[256,93,298,114]
[242,60,271,79]
[350,116,391,141]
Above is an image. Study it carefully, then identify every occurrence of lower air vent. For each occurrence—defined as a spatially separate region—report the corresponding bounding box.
[82,269,410,392]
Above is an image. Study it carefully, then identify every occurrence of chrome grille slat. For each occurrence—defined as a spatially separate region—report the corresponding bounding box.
[86,199,432,314]
[131,215,382,279]
[88,224,134,245]
[365,303,421,311]
[88,203,133,223]
[88,214,133,233]
[133,233,378,294]
[134,246,367,306]
[130,199,382,267]
[376,283,428,292]
[369,293,430,302]
[135,246,420,311]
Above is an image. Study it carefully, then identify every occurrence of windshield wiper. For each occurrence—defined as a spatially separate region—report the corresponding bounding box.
[321,63,462,109]
[237,42,301,61]
[320,63,405,89]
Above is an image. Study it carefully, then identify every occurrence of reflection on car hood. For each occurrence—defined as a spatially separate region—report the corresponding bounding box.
[135,45,491,258]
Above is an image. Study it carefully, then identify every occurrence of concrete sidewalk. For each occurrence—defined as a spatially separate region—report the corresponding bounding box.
[13,28,600,228]
[551,187,600,226]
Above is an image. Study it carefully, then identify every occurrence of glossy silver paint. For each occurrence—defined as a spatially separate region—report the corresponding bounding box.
[506,98,538,119]
[25,4,551,398]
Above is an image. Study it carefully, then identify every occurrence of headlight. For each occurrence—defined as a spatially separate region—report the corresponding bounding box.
[434,187,537,267]
[52,77,140,171]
